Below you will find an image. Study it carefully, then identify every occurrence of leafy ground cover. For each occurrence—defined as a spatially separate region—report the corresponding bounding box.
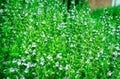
[0,0,120,79]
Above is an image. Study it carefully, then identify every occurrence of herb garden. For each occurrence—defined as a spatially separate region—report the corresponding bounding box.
[0,0,120,79]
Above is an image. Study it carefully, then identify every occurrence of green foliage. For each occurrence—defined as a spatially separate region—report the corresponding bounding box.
[0,0,120,79]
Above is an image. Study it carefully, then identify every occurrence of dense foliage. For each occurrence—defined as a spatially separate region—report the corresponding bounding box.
[0,0,120,79]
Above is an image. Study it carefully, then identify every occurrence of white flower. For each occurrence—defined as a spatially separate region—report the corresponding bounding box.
[107,71,112,76]
[59,65,63,70]
[53,13,56,21]
[26,62,31,68]
[23,32,26,35]
[86,59,90,63]
[97,53,100,57]
[10,68,15,72]
[10,68,18,72]
[2,61,7,65]
[29,26,32,29]
[20,74,25,79]
[58,22,66,30]
[118,25,120,29]
[0,9,3,14]
[61,33,65,37]
[41,57,45,61]
[32,49,36,55]
[65,65,69,70]
[70,44,75,47]
[12,59,17,63]
[25,0,29,3]
[47,55,52,60]
[22,62,27,66]
[25,13,28,16]
[17,60,21,66]
[30,18,33,22]
[88,50,92,54]
[57,53,62,59]
[32,72,36,75]
[15,76,19,79]
[41,20,46,24]
[102,37,106,41]
[113,51,118,57]
[25,68,29,73]
[32,42,37,48]
[40,61,44,66]
[55,62,59,67]
[31,63,36,67]
[40,57,45,66]
[25,50,29,54]
[41,31,46,37]
[6,77,10,79]
[36,22,38,25]
[116,46,120,50]
[21,57,26,62]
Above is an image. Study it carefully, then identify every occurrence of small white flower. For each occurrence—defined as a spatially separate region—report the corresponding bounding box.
[22,62,27,66]
[17,60,21,66]
[23,32,26,35]
[65,65,69,70]
[26,62,31,68]
[6,77,10,79]
[0,9,3,14]
[41,57,45,61]
[29,26,32,29]
[36,22,38,25]
[88,50,92,54]
[97,53,100,57]
[32,49,36,55]
[47,55,52,60]
[92,30,98,33]
[41,31,46,37]
[10,68,15,72]
[102,37,106,41]
[32,42,37,48]
[2,61,7,65]
[113,51,118,57]
[40,57,45,66]
[90,38,92,42]
[25,68,29,73]
[118,25,120,29]
[107,61,110,65]
[40,61,44,66]
[25,50,29,54]
[20,74,25,79]
[57,53,62,59]
[25,13,28,16]
[21,58,26,62]
[58,23,66,30]
[12,59,17,63]
[31,63,36,67]
[116,46,120,50]
[70,44,75,47]
[55,62,59,67]
[32,72,36,75]
[107,71,112,76]
[25,0,29,3]
[41,20,46,24]
[61,33,65,37]
[10,68,18,72]
[59,65,63,70]
[16,76,19,79]
[30,18,33,22]
[86,59,90,63]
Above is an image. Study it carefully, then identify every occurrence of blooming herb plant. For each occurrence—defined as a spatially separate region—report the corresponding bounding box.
[0,0,120,79]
